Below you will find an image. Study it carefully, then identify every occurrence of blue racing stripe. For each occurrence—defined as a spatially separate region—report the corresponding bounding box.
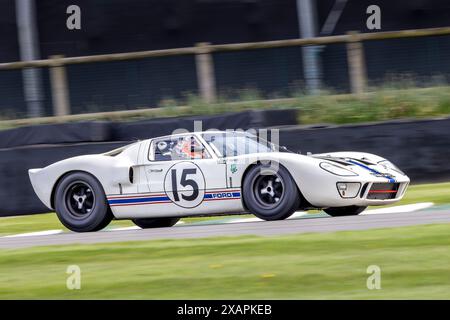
[348,160,395,183]
[109,191,241,205]
[108,196,170,205]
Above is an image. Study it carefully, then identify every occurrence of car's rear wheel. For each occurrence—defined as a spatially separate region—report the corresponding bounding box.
[324,206,367,217]
[54,172,113,232]
[132,218,180,229]
[243,163,300,221]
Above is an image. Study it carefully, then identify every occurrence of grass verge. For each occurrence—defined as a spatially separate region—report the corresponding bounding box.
[0,223,449,299]
[2,85,450,129]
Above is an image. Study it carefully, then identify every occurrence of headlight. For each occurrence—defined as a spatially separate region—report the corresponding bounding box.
[378,160,405,175]
[336,182,361,198]
[320,162,358,176]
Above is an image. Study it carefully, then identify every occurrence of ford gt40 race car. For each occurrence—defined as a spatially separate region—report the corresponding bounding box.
[29,131,410,232]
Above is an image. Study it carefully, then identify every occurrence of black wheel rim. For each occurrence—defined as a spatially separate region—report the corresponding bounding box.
[252,172,284,208]
[64,181,96,219]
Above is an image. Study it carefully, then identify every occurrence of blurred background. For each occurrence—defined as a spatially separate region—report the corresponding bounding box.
[1,0,450,216]
[1,0,450,118]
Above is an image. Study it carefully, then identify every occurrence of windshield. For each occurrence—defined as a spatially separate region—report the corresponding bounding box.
[202,132,275,157]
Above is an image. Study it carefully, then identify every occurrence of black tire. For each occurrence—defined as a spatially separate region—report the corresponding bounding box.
[54,172,113,232]
[132,217,180,229]
[243,163,300,221]
[324,206,367,217]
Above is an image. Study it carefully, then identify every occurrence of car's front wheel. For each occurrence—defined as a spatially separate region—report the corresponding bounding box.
[132,218,180,229]
[243,163,300,221]
[54,172,113,232]
[324,206,367,217]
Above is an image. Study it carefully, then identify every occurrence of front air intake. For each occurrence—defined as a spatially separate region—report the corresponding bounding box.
[367,183,400,200]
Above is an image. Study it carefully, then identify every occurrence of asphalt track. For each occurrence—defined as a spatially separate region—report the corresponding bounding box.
[1,208,450,249]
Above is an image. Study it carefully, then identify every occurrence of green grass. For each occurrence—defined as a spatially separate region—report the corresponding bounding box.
[2,85,450,130]
[0,223,449,299]
[161,85,450,125]
[0,214,133,237]
[0,181,449,237]
[295,85,450,125]
[400,181,450,205]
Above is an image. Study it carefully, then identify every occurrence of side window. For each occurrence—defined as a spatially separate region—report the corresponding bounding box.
[151,135,211,161]
[202,133,235,158]
[153,139,173,161]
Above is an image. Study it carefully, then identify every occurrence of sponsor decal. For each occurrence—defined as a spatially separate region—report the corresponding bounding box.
[204,191,240,200]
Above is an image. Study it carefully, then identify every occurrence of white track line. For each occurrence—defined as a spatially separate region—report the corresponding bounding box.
[109,220,185,231]
[207,202,435,224]
[0,203,435,238]
[361,202,434,215]
[109,226,141,231]
[3,229,63,238]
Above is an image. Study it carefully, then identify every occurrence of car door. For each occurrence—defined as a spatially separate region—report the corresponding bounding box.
[144,134,231,214]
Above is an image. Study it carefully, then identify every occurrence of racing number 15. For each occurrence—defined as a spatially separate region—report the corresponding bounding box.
[171,168,199,201]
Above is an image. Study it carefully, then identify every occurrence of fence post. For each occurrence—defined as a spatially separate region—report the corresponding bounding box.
[195,42,217,103]
[346,31,367,95]
[49,55,71,116]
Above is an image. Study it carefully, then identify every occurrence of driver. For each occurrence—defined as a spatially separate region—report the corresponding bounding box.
[172,136,205,159]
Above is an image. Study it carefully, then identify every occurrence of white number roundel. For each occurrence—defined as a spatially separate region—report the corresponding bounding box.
[163,162,205,208]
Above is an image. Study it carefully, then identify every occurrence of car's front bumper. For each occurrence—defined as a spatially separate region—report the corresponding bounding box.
[298,175,410,208]
[334,180,409,206]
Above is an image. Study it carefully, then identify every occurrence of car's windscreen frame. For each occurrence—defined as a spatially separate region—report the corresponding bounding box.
[201,132,275,158]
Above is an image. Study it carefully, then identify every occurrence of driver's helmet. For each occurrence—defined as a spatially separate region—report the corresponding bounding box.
[178,136,204,159]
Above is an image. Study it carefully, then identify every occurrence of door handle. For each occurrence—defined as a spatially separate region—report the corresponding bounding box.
[148,168,163,173]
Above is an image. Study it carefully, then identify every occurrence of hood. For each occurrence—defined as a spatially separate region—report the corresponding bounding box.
[311,151,406,180]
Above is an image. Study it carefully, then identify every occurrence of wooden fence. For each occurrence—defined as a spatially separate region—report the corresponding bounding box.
[1,26,450,125]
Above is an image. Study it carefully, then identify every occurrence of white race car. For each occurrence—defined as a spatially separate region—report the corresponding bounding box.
[29,131,410,232]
